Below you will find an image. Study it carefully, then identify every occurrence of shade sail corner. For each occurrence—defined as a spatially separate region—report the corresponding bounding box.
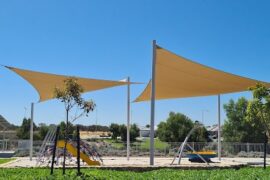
[134,45,270,102]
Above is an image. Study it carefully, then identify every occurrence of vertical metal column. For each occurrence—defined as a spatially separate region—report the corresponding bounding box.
[264,132,268,169]
[218,95,221,161]
[150,40,157,165]
[30,102,34,161]
[127,77,131,161]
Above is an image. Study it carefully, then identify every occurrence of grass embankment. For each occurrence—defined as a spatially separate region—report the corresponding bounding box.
[104,139,125,149]
[104,138,170,150]
[0,167,269,179]
[0,158,15,165]
[139,138,170,150]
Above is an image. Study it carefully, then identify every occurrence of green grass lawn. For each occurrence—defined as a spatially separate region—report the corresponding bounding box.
[103,138,170,151]
[0,158,15,165]
[103,139,125,149]
[139,138,170,150]
[0,167,269,180]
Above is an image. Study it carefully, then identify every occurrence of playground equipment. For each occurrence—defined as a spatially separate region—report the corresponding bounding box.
[171,121,215,165]
[186,151,217,163]
[57,140,101,165]
[36,126,57,165]
[36,126,102,167]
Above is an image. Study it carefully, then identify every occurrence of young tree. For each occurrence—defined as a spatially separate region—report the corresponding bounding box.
[54,77,95,174]
[247,83,270,138]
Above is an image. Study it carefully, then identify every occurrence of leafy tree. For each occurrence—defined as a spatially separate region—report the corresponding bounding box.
[108,123,141,142]
[119,124,140,142]
[38,123,49,140]
[247,83,270,138]
[119,124,127,141]
[156,112,208,142]
[223,97,265,142]
[54,77,95,174]
[130,124,140,141]
[192,124,209,142]
[58,121,75,139]
[17,118,38,139]
[109,123,120,140]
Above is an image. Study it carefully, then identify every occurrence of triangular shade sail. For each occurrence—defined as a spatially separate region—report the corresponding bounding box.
[135,45,270,102]
[6,66,131,102]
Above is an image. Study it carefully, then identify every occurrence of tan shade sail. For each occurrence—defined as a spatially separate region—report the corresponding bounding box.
[6,66,131,102]
[135,45,270,102]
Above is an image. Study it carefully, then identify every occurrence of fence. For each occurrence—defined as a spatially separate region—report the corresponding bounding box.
[95,142,270,158]
[1,140,269,158]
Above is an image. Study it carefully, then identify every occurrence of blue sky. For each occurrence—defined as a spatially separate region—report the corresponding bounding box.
[0,0,270,127]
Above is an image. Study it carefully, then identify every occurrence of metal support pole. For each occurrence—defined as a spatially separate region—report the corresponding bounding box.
[30,102,34,161]
[264,132,268,169]
[127,77,131,161]
[50,126,60,175]
[77,126,81,175]
[150,40,157,165]
[218,95,221,161]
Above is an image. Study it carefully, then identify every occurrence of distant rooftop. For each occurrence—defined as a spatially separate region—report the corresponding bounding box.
[206,124,223,132]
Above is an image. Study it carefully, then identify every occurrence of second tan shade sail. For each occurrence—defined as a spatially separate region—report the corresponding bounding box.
[134,45,270,102]
[6,66,132,102]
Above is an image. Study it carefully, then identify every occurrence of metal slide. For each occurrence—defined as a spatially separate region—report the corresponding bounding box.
[57,140,101,166]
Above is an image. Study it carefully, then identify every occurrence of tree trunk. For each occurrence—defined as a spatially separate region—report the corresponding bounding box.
[63,109,69,175]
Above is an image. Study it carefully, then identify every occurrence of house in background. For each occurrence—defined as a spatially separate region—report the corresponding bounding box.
[206,124,223,142]
[139,127,151,138]
[139,125,158,139]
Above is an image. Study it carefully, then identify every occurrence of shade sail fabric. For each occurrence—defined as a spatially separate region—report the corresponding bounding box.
[135,45,270,102]
[6,66,131,102]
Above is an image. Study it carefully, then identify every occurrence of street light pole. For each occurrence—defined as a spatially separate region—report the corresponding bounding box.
[201,110,208,124]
